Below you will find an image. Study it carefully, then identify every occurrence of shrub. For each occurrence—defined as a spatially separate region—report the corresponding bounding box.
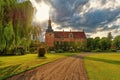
[30,47,36,53]
[107,49,116,52]
[83,49,91,52]
[56,49,64,53]
[69,48,75,53]
[14,47,25,55]
[92,49,102,52]
[38,48,46,57]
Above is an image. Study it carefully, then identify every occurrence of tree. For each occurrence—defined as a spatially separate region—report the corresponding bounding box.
[99,37,111,51]
[4,21,15,52]
[107,32,113,41]
[0,0,34,55]
[31,25,41,42]
[113,35,120,50]
[93,37,100,50]
[87,38,94,51]
[107,32,113,50]
[0,21,6,53]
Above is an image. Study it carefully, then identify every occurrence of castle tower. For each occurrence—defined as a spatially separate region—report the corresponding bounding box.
[46,16,53,32]
[45,16,54,47]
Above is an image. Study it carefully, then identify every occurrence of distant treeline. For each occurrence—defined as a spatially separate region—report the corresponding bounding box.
[0,0,34,55]
[86,32,120,52]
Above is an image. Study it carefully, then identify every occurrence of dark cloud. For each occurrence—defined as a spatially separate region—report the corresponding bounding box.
[82,9,120,30]
[98,25,119,32]
[31,0,120,38]
[42,0,120,33]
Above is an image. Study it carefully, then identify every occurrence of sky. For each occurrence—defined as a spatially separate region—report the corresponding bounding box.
[29,0,120,39]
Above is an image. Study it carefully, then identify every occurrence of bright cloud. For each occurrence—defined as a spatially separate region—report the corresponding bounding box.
[30,0,50,23]
[29,0,120,38]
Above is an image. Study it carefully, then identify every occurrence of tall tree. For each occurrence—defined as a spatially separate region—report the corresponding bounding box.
[113,35,120,49]
[107,32,113,49]
[0,0,34,54]
[99,37,111,51]
[107,32,113,41]
[93,37,100,50]
[4,21,15,51]
[0,21,6,52]
[87,38,94,50]
[32,25,41,42]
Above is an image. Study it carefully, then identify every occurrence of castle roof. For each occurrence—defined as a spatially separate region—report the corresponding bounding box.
[54,31,86,39]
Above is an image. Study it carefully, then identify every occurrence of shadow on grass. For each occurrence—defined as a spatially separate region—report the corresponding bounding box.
[85,57,120,65]
[37,56,47,59]
[0,64,21,80]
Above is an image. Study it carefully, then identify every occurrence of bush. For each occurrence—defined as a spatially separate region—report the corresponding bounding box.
[107,49,117,52]
[92,49,102,52]
[14,47,25,55]
[38,48,46,57]
[83,49,91,52]
[30,47,36,53]
[69,47,76,53]
[49,47,54,51]
[56,49,64,53]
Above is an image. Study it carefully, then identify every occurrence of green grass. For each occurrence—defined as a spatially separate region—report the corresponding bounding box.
[0,53,76,80]
[84,53,120,80]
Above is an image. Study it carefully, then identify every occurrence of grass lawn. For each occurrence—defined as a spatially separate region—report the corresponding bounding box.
[84,53,120,80]
[0,53,76,80]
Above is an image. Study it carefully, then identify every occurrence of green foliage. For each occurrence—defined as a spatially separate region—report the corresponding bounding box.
[0,21,6,51]
[56,49,64,53]
[38,48,46,57]
[14,22,21,46]
[107,49,116,52]
[107,32,113,40]
[93,37,100,50]
[55,41,86,52]
[87,33,113,52]
[87,38,94,50]
[4,21,15,50]
[0,0,34,55]
[92,49,102,52]
[32,25,41,42]
[113,35,120,49]
[99,37,111,51]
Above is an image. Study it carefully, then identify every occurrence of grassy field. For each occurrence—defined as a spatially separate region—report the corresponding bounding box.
[84,53,120,80]
[0,53,76,79]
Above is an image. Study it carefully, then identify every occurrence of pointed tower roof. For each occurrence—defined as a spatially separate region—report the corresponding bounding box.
[46,16,53,32]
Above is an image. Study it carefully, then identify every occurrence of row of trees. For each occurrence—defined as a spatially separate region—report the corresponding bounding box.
[87,32,120,52]
[0,0,34,55]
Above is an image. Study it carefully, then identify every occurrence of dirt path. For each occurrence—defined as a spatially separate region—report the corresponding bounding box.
[7,54,88,80]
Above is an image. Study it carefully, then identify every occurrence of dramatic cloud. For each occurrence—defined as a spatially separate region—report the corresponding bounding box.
[30,0,120,38]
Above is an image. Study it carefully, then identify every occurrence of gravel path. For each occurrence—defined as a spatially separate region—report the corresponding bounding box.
[7,54,88,80]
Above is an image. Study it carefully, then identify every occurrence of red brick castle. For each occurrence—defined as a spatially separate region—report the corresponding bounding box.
[45,17,87,50]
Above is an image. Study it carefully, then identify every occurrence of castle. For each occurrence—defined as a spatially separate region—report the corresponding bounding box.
[45,17,87,50]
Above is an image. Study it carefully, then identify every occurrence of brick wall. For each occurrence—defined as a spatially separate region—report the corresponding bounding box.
[45,32,54,47]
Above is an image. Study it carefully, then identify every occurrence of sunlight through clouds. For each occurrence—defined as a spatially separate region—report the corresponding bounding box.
[29,0,120,38]
[30,0,50,23]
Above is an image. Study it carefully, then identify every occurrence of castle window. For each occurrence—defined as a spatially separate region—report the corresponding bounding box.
[69,33,73,38]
